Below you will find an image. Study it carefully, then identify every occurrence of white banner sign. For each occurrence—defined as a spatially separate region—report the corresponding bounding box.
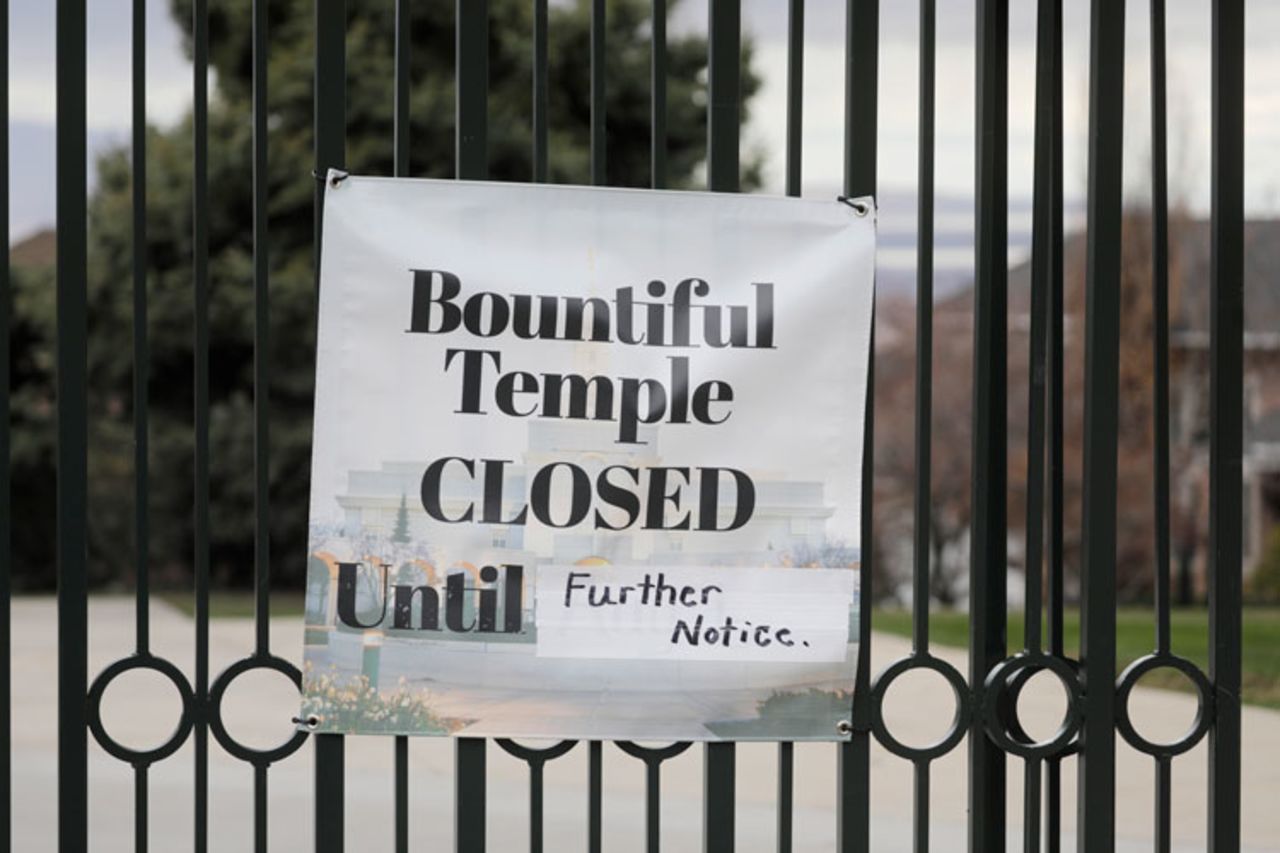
[299,175,875,741]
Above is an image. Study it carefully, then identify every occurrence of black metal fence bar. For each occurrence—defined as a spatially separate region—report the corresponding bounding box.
[131,0,151,846]
[784,0,803,200]
[250,0,273,849]
[586,8,608,843]
[1043,0,1066,846]
[587,741,602,853]
[313,2,347,851]
[705,4,741,849]
[532,0,548,183]
[651,0,667,190]
[1208,3,1244,851]
[1148,4,1174,851]
[591,0,605,186]
[769,9,796,828]
[191,1,212,847]
[0,0,9,847]
[840,2,876,851]
[1077,1,1126,849]
[392,3,412,848]
[455,3,489,849]
[969,2,1008,849]
[55,0,89,849]
[912,0,935,848]
[1021,2,1057,848]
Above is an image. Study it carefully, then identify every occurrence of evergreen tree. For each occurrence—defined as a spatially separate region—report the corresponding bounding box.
[6,0,762,589]
[391,494,412,545]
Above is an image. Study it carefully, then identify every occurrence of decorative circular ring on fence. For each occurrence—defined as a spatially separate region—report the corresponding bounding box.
[1114,653,1213,757]
[981,652,1083,760]
[87,654,196,766]
[616,741,694,763]
[869,654,970,761]
[496,739,578,764]
[207,655,309,765]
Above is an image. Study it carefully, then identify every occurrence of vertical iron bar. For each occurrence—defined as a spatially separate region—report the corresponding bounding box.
[1076,1,1126,850]
[313,3,347,850]
[251,0,270,661]
[313,0,345,271]
[913,0,935,654]
[651,0,667,189]
[532,0,548,182]
[840,3,877,851]
[1043,0,1065,845]
[1149,0,1172,657]
[784,0,803,198]
[395,737,408,853]
[456,0,488,180]
[1154,756,1171,853]
[588,741,602,853]
[56,0,89,847]
[131,1,149,848]
[703,6,741,848]
[707,0,740,194]
[1025,0,1060,658]
[645,759,661,853]
[456,738,486,853]
[590,0,606,185]
[0,0,8,841]
[392,4,411,844]
[706,8,740,847]
[912,5,936,847]
[969,2,1008,850]
[1207,2,1243,850]
[394,0,410,178]
[253,764,267,853]
[704,743,735,853]
[455,6,489,849]
[776,742,793,853]
[192,2,211,847]
[912,760,929,853]
[134,765,148,853]
[529,761,544,853]
[1046,760,1060,853]
[315,735,345,853]
[131,0,149,658]
[1024,758,1042,853]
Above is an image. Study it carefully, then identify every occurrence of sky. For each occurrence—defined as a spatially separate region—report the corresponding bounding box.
[8,0,1280,294]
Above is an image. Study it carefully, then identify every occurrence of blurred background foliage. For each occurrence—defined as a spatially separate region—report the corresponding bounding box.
[7,0,762,590]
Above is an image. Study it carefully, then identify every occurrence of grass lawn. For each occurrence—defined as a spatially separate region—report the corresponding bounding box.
[873,607,1280,709]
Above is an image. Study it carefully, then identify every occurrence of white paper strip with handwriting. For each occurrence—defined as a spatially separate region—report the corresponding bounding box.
[536,565,855,662]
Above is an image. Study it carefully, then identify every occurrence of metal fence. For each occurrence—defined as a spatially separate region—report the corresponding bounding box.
[0,0,1247,851]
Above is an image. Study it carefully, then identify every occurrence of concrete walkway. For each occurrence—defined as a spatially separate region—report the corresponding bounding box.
[8,597,1280,851]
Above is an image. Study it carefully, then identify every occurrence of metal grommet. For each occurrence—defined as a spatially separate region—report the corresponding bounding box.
[836,719,854,736]
[312,169,350,188]
[291,714,322,730]
[836,195,871,216]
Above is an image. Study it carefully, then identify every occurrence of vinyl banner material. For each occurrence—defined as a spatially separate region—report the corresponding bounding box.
[298,175,875,741]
